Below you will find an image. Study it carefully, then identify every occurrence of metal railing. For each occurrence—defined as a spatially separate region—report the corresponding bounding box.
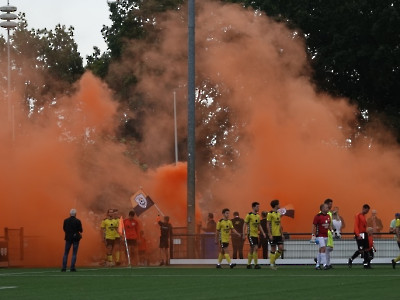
[171,232,400,261]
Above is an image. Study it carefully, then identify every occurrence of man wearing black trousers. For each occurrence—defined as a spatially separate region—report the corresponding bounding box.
[62,208,83,272]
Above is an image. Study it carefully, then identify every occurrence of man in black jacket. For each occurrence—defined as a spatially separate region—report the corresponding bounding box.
[231,212,244,259]
[62,208,83,272]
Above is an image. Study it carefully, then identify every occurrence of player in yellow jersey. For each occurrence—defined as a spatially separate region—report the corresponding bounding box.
[391,216,400,269]
[267,199,284,270]
[324,199,334,269]
[101,209,121,266]
[215,208,241,269]
[243,202,266,269]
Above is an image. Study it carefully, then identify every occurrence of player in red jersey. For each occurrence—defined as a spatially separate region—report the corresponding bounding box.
[311,203,332,270]
[348,204,370,268]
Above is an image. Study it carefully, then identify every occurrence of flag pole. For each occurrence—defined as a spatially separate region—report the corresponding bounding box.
[122,226,131,267]
[119,216,131,267]
[154,204,164,217]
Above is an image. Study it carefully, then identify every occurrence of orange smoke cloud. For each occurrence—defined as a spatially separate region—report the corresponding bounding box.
[121,0,400,232]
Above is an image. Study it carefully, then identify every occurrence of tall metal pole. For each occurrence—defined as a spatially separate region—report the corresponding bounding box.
[187,0,196,258]
[7,26,11,122]
[1,1,17,140]
[173,91,178,165]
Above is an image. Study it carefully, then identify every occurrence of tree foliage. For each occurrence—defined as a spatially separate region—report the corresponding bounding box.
[225,0,400,139]
[0,13,84,112]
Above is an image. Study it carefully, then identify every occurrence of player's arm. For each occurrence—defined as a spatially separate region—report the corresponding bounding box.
[216,222,221,243]
[231,227,241,237]
[242,222,248,240]
[396,224,400,242]
[311,220,317,242]
[266,214,273,240]
[354,215,361,239]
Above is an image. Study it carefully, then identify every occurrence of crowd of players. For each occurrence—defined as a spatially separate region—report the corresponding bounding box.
[214,199,400,270]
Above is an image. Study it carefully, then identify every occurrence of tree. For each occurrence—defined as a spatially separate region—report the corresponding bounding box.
[224,0,400,141]
[1,13,84,113]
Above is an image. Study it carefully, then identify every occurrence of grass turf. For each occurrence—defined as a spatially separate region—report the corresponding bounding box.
[0,265,398,299]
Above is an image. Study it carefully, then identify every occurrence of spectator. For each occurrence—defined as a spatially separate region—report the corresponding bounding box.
[203,213,217,232]
[366,227,376,269]
[332,206,346,239]
[259,211,269,259]
[231,211,244,259]
[62,208,83,272]
[389,213,400,234]
[367,210,383,236]
[158,216,173,266]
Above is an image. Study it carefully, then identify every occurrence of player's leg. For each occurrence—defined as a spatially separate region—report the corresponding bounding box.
[216,243,224,268]
[274,242,284,261]
[223,243,235,268]
[249,237,260,269]
[247,236,254,268]
[317,237,328,269]
[133,240,139,265]
[326,246,333,268]
[362,234,370,268]
[348,237,363,268]
[106,240,114,266]
[270,242,277,266]
[391,241,400,268]
[114,238,121,266]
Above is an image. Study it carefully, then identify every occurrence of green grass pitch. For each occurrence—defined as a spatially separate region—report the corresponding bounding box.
[0,265,398,299]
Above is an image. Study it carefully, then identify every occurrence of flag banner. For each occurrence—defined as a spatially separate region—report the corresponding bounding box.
[277,208,295,219]
[130,189,155,216]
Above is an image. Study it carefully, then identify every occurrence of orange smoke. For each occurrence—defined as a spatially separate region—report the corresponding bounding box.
[120,0,400,232]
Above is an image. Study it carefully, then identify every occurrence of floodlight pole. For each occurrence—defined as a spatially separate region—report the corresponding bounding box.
[173,91,178,165]
[0,0,17,141]
[187,0,196,258]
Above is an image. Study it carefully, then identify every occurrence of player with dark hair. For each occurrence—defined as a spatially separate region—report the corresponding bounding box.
[312,203,332,270]
[123,210,140,265]
[231,211,244,259]
[243,202,266,269]
[348,204,371,268]
[215,208,241,268]
[267,200,284,270]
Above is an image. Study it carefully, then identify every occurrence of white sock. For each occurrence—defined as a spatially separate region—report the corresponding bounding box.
[321,253,327,266]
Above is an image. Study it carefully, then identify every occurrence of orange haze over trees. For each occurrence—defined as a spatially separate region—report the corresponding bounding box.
[0,0,399,266]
